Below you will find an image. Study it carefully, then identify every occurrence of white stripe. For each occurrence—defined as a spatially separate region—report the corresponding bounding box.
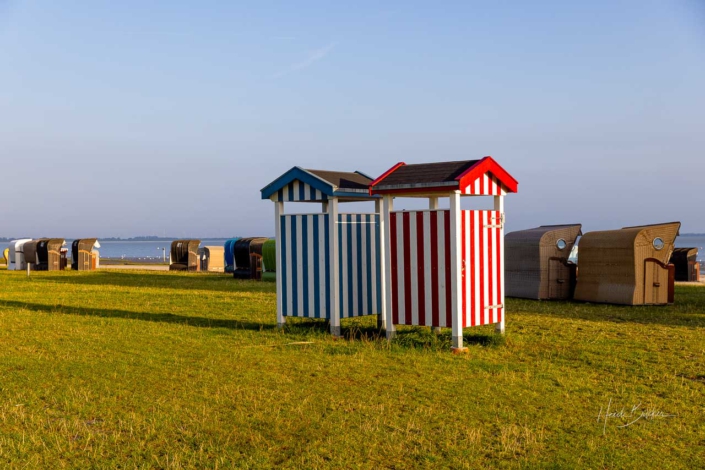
[296,215,304,316]
[437,211,446,327]
[396,214,405,324]
[318,215,327,318]
[307,215,315,318]
[474,211,481,326]
[474,177,480,195]
[285,216,293,315]
[409,213,418,326]
[370,216,377,314]
[423,211,432,326]
[341,215,348,318]
[361,215,368,316]
[464,210,471,327]
[351,215,359,318]
[293,180,300,201]
[483,211,490,325]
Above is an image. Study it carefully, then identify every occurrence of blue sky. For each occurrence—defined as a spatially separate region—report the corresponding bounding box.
[1,0,703,238]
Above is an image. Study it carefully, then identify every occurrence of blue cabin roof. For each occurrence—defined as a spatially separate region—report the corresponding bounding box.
[261,167,378,202]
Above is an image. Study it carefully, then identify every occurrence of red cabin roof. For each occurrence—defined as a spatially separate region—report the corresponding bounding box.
[370,156,518,196]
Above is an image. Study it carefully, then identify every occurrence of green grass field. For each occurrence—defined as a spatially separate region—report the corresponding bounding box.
[0,270,703,468]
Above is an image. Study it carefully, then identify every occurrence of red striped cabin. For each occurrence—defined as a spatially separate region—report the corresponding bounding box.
[370,157,518,350]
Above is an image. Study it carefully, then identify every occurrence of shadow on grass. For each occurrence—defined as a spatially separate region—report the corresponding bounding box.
[506,285,705,328]
[0,299,271,331]
[31,271,273,294]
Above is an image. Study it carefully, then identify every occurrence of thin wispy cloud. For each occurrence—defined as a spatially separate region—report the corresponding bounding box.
[270,42,337,79]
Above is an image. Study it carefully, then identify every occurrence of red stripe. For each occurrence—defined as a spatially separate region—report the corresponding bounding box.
[429,211,439,327]
[485,211,495,323]
[402,212,412,325]
[390,213,399,324]
[416,211,426,326]
[495,211,502,324]
[470,211,476,327]
[461,210,467,329]
[479,211,485,325]
[444,210,452,328]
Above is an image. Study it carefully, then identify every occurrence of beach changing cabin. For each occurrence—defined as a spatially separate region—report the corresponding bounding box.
[261,167,383,336]
[169,240,201,272]
[223,238,240,273]
[574,222,680,305]
[262,239,276,281]
[200,246,225,272]
[670,248,700,282]
[28,238,66,271]
[8,239,32,271]
[369,157,518,350]
[505,224,582,300]
[231,237,269,279]
[71,239,100,271]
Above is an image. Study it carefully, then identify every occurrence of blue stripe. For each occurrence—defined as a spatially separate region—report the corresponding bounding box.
[375,215,382,312]
[277,189,283,202]
[302,215,309,318]
[338,215,344,316]
[281,217,288,316]
[313,216,320,319]
[291,215,298,315]
[287,183,294,202]
[325,214,330,317]
[346,214,354,317]
[309,184,316,201]
[356,214,363,316]
[366,214,373,314]
[299,182,306,201]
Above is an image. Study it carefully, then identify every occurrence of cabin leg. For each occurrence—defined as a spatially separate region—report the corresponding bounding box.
[275,201,285,329]
[328,198,342,338]
[375,198,387,331]
[382,195,395,341]
[450,191,467,353]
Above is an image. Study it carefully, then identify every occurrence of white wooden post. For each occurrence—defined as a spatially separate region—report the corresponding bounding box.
[494,195,505,335]
[383,195,395,340]
[375,198,386,330]
[429,197,442,334]
[275,200,285,328]
[450,191,464,349]
[328,198,341,337]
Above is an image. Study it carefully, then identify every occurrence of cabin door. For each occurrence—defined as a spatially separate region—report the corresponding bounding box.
[644,260,668,304]
[548,258,569,300]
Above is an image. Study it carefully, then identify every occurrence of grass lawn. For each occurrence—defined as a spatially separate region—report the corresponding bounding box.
[0,270,703,468]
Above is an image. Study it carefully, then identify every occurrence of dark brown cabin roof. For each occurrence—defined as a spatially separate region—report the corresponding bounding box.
[306,170,372,190]
[376,160,480,187]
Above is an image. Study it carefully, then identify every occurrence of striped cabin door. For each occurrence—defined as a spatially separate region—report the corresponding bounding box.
[280,214,331,319]
[460,210,503,328]
[337,214,383,318]
[390,210,453,327]
[389,209,504,329]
